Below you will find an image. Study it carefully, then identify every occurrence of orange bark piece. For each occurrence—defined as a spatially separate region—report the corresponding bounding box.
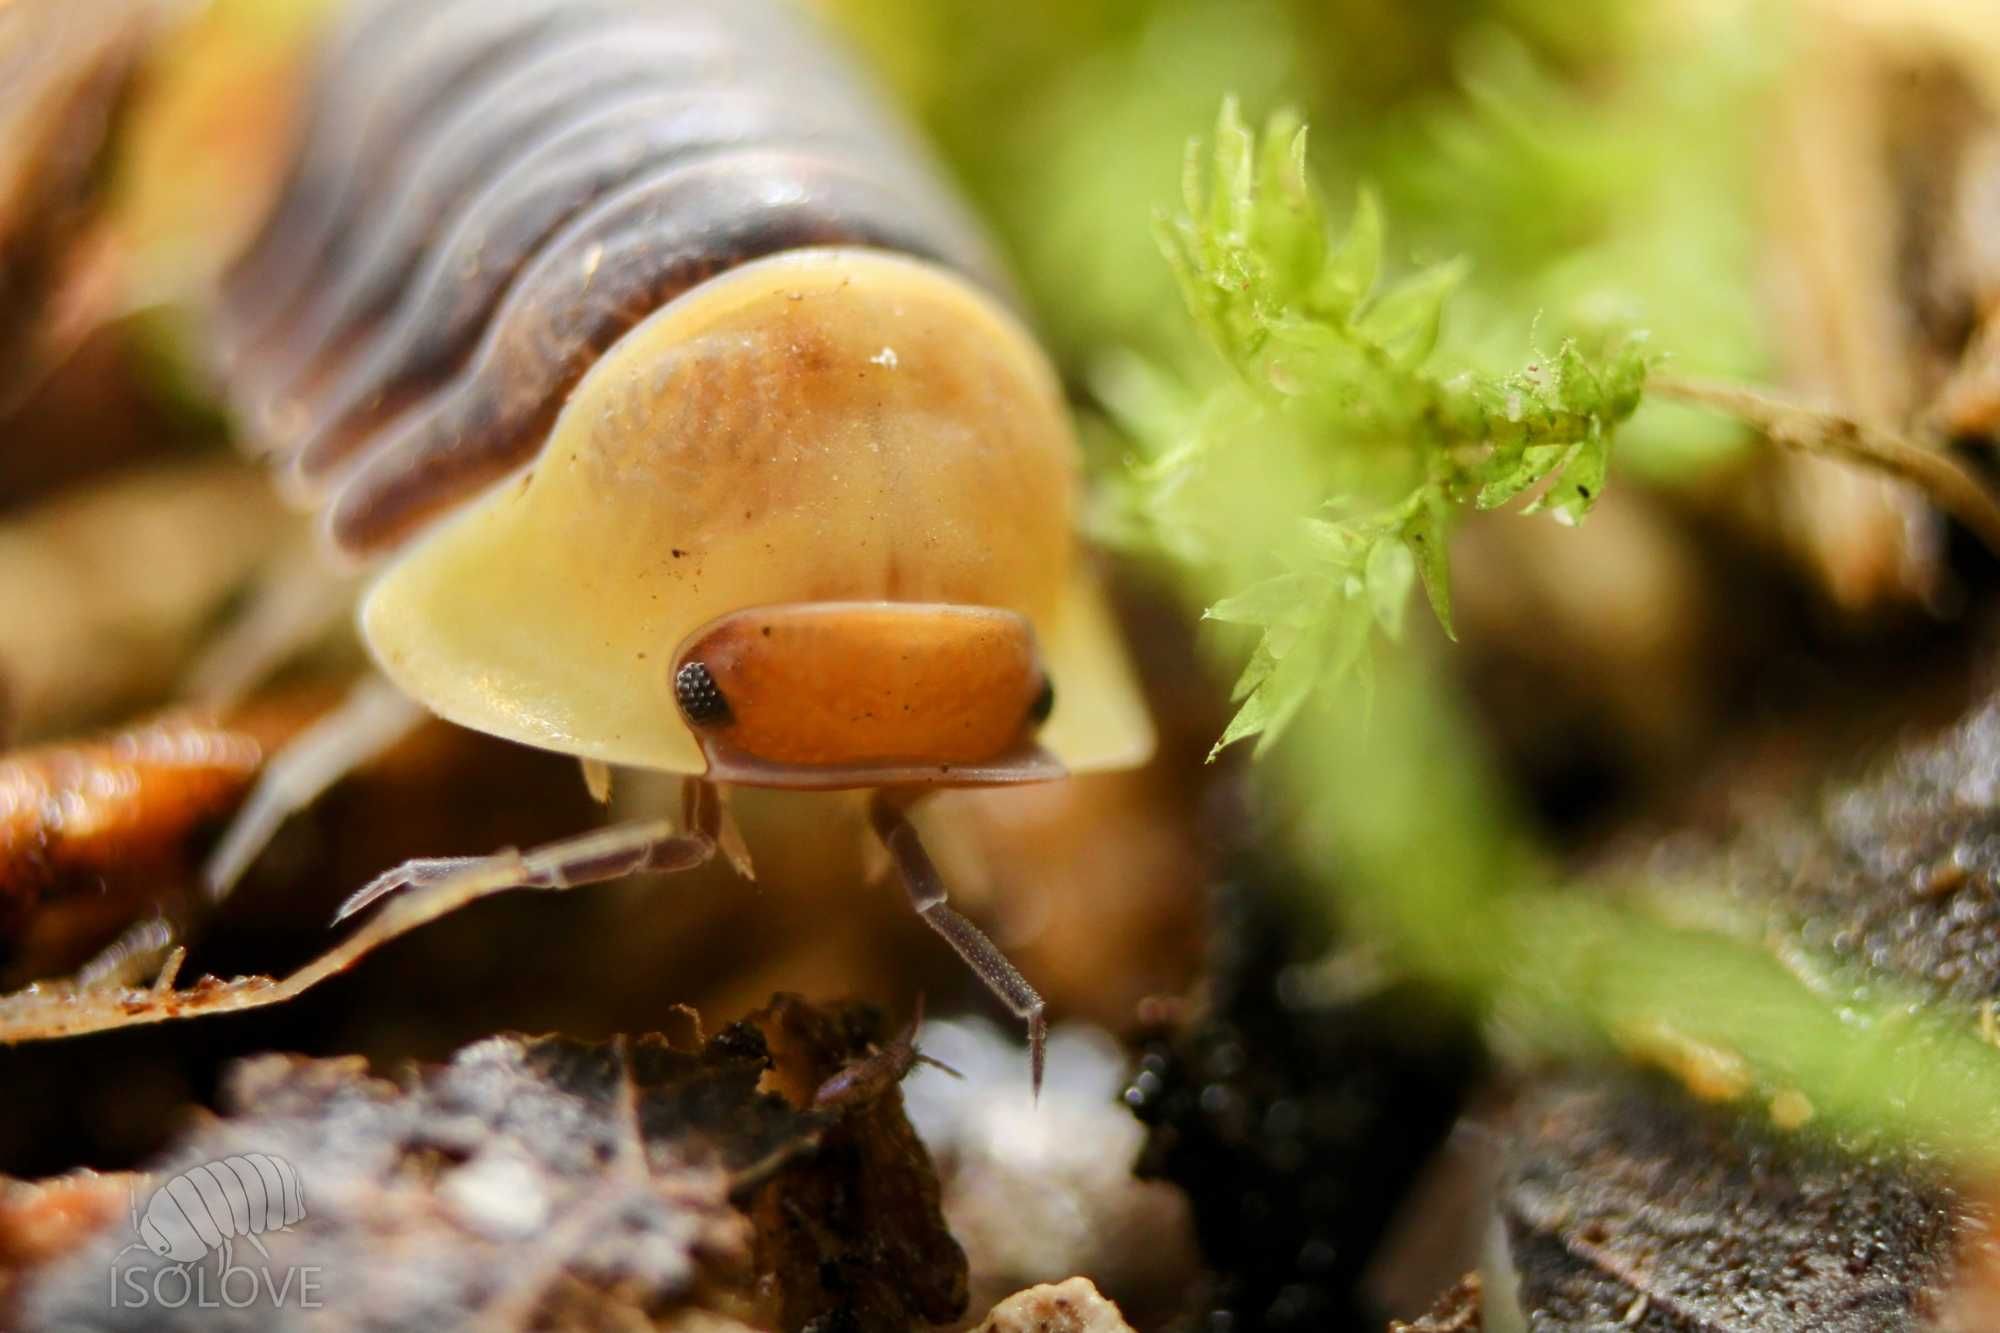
[0,715,265,958]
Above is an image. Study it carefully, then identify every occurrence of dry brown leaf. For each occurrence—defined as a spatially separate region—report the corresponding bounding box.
[0,712,292,984]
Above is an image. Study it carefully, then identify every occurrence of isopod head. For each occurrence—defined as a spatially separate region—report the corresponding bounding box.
[671,602,1060,787]
[136,1201,204,1262]
[136,1215,179,1259]
[359,247,1152,783]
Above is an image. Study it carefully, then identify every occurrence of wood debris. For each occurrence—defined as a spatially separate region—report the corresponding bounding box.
[1,994,964,1332]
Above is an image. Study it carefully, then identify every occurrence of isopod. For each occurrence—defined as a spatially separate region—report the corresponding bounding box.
[184,0,1154,1091]
[120,1154,306,1271]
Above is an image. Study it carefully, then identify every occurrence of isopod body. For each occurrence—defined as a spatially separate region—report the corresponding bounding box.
[218,0,1154,781]
[175,0,1157,1089]
[132,1154,306,1265]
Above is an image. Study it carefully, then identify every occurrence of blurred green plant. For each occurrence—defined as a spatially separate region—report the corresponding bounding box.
[827,0,2000,1170]
[1377,22,1776,476]
[1119,98,2000,1172]
[829,0,1768,433]
[1103,101,1648,756]
[1096,93,1613,1004]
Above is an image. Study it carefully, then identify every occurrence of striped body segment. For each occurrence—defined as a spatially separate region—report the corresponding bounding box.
[218,0,1000,557]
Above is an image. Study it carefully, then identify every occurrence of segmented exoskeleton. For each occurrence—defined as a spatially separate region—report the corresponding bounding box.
[218,0,1000,554]
[189,0,1153,1088]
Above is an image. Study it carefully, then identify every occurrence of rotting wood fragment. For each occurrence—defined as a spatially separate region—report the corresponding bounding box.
[1627,679,2000,1012]
[1502,1076,1961,1333]
[1,994,963,1333]
[1389,1273,1482,1332]
[743,993,969,1331]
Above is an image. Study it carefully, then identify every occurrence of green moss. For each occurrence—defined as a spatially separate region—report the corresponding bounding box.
[831,0,2000,1169]
[1104,102,1649,755]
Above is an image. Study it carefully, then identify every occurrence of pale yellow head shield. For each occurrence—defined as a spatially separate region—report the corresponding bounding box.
[358,248,1154,779]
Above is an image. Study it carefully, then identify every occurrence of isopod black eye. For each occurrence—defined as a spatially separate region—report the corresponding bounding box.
[1029,676,1055,726]
[675,660,731,725]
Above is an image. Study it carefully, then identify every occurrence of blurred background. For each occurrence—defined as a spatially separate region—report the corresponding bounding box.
[10,0,2000,1329]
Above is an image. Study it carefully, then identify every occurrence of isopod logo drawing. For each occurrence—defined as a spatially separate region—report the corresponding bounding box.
[123,1154,306,1270]
[109,1155,323,1311]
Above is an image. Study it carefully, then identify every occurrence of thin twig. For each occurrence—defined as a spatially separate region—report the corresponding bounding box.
[1650,373,2000,557]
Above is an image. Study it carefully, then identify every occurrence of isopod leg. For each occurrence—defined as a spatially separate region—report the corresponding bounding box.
[202,675,429,901]
[281,784,726,995]
[0,791,734,1041]
[331,815,713,921]
[329,778,720,925]
[333,855,486,923]
[72,918,180,991]
[868,790,1047,1099]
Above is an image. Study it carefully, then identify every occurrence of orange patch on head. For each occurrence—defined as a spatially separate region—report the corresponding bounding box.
[673,603,1050,777]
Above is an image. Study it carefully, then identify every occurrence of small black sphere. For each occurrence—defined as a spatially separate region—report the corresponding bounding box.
[675,660,731,725]
[1030,677,1056,725]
